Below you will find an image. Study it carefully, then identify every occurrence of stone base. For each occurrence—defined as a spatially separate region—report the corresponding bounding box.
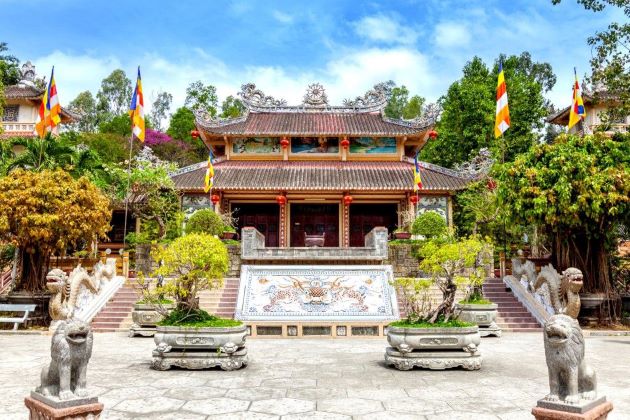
[479,323,502,337]
[532,399,613,420]
[24,395,103,419]
[384,347,482,371]
[128,324,156,337]
[152,347,248,371]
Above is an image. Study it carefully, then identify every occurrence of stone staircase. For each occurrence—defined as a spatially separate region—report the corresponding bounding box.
[91,283,138,332]
[483,277,541,332]
[199,277,240,319]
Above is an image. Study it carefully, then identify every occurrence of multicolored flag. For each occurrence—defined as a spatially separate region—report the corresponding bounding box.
[568,68,586,129]
[35,67,61,138]
[413,150,423,191]
[204,149,215,193]
[494,61,510,138]
[129,66,145,142]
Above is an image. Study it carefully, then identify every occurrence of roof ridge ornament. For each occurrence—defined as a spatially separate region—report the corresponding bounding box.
[303,83,328,107]
[343,84,388,110]
[452,148,495,179]
[194,108,249,126]
[382,102,441,128]
[239,83,287,109]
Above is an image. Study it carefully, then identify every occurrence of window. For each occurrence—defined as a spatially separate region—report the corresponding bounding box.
[2,105,18,122]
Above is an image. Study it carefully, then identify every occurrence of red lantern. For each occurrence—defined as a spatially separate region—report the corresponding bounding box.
[343,195,353,206]
[341,137,350,149]
[276,195,287,206]
[280,137,290,149]
[191,130,200,139]
[428,130,438,139]
[487,179,497,191]
[409,195,419,204]
[211,194,220,205]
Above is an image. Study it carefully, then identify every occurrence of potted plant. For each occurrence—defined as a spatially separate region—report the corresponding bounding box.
[145,233,248,371]
[393,209,414,240]
[386,236,487,371]
[129,274,176,337]
[221,225,238,241]
[454,245,501,337]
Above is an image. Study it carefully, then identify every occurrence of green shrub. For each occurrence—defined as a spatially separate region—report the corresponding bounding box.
[411,211,447,238]
[185,209,224,236]
[158,308,242,327]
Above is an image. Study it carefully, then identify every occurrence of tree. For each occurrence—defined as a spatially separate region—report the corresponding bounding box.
[185,209,225,236]
[150,91,173,131]
[383,85,426,120]
[497,133,630,294]
[3,135,77,175]
[0,169,111,292]
[403,95,425,119]
[98,113,132,137]
[167,106,196,142]
[552,1,630,119]
[185,81,218,116]
[96,69,132,120]
[220,95,246,118]
[0,42,20,86]
[421,53,555,168]
[68,91,98,132]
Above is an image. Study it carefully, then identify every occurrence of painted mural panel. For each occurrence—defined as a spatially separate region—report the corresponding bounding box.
[349,137,397,154]
[232,137,281,154]
[416,196,449,224]
[291,137,339,154]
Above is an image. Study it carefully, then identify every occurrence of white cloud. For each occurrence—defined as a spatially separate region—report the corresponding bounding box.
[353,14,419,45]
[272,10,293,24]
[434,22,471,49]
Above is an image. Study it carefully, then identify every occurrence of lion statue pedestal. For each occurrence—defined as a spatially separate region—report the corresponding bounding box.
[532,314,613,420]
[24,319,104,419]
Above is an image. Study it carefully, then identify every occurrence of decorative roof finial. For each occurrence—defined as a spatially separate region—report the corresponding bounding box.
[303,83,328,107]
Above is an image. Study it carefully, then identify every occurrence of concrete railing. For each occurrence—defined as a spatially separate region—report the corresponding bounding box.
[241,227,389,261]
[503,275,550,326]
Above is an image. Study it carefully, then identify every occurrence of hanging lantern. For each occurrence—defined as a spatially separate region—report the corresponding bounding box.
[191,130,200,139]
[343,194,353,206]
[409,195,419,204]
[340,137,350,149]
[276,195,287,206]
[487,179,497,191]
[428,130,438,139]
[211,194,221,205]
[280,137,290,149]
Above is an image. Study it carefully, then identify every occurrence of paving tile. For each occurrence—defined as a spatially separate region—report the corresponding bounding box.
[283,411,351,420]
[347,388,408,401]
[261,378,317,388]
[182,397,250,415]
[206,412,278,420]
[384,398,451,415]
[113,396,184,414]
[249,397,315,416]
[286,387,347,399]
[165,386,227,399]
[226,386,286,401]
[318,397,384,416]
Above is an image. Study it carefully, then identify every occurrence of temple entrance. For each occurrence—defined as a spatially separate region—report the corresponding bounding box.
[290,204,339,247]
[232,203,279,247]
[349,203,398,247]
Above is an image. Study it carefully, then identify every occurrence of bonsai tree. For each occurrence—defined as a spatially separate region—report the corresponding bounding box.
[412,211,448,239]
[417,236,489,323]
[185,209,225,237]
[144,233,235,326]
[0,169,111,292]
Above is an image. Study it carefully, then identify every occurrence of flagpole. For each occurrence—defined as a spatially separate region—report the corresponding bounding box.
[122,134,134,252]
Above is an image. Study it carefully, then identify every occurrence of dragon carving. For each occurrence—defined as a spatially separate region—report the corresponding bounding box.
[46,264,100,321]
[534,265,584,319]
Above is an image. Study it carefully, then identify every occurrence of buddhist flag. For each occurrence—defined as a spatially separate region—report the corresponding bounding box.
[35,67,61,137]
[568,68,586,129]
[204,149,215,193]
[494,61,510,138]
[129,66,145,142]
[413,150,423,191]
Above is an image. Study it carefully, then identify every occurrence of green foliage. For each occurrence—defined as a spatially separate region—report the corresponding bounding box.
[68,91,98,132]
[61,131,135,165]
[185,81,218,116]
[383,85,425,119]
[98,114,132,137]
[411,211,447,238]
[185,209,225,236]
[421,52,555,168]
[150,91,173,131]
[151,234,229,311]
[459,297,492,305]
[167,107,204,158]
[158,308,242,327]
[220,95,246,118]
[389,318,474,328]
[0,243,16,268]
[0,42,20,86]
[96,69,132,119]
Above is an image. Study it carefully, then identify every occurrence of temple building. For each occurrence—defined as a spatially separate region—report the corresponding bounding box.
[171,83,471,247]
[1,62,76,138]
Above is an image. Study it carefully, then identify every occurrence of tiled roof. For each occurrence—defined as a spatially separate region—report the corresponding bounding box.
[196,111,429,136]
[4,84,43,99]
[171,160,470,192]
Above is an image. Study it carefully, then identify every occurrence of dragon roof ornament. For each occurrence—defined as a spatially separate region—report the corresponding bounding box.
[238,83,287,110]
[194,108,249,127]
[343,84,388,110]
[453,148,495,179]
[382,102,441,129]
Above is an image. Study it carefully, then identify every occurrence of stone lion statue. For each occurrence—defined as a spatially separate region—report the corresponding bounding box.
[534,265,583,319]
[36,319,93,400]
[543,314,597,404]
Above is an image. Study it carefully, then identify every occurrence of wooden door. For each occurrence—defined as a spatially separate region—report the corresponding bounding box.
[290,204,339,247]
[232,203,279,247]
[349,204,398,247]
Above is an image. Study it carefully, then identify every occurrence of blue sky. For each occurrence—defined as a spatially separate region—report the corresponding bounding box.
[1,0,625,114]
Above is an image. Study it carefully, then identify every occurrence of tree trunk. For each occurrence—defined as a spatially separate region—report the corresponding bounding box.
[17,248,50,293]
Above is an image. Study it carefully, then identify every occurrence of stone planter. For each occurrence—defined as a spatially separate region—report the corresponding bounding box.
[455,303,501,337]
[129,303,175,337]
[384,325,482,371]
[152,324,248,371]
[222,231,237,240]
[393,232,411,240]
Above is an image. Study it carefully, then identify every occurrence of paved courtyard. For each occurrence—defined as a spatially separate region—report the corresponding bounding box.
[1,332,629,419]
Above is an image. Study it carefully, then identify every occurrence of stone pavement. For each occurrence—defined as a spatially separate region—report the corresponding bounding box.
[1,332,629,419]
